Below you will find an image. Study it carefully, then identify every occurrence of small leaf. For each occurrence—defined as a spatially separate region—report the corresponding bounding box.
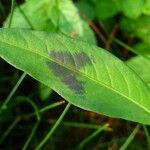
[120,0,145,19]
[1,29,150,124]
[95,0,120,19]
[75,1,96,20]
[142,0,150,15]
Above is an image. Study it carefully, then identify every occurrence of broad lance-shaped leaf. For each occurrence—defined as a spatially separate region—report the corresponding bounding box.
[0,29,150,124]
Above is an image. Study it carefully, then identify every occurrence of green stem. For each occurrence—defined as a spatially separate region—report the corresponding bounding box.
[119,124,141,150]
[143,125,150,150]
[16,96,41,121]
[113,38,150,61]
[22,121,40,150]
[0,116,21,144]
[8,0,15,28]
[25,101,65,119]
[60,121,102,129]
[76,124,108,149]
[0,72,26,113]
[48,120,111,130]
[35,103,71,150]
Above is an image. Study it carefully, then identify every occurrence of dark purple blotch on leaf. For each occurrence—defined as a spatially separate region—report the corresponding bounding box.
[47,51,92,94]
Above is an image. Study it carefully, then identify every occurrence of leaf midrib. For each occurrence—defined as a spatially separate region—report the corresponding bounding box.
[0,38,150,114]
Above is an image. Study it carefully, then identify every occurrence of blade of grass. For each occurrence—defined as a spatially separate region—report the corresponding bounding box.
[22,101,65,149]
[0,72,26,113]
[22,120,40,150]
[47,119,112,130]
[54,121,104,129]
[61,121,102,129]
[25,100,65,118]
[35,102,71,150]
[143,125,150,150]
[119,124,141,150]
[0,116,21,144]
[76,124,109,150]
[36,101,65,114]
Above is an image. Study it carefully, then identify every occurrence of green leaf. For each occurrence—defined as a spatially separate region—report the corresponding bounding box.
[4,0,56,31]
[75,1,96,20]
[120,16,150,45]
[142,0,150,15]
[120,0,145,19]
[127,56,150,87]
[1,29,150,124]
[95,0,120,19]
[4,0,96,44]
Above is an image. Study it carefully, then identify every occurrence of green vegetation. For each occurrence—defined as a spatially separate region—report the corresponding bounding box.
[0,0,150,149]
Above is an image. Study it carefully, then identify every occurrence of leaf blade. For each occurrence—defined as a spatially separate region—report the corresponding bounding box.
[0,29,150,124]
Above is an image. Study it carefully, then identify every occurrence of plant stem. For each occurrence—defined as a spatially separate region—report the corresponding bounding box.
[112,35,150,61]
[8,0,15,28]
[35,102,71,150]
[16,96,41,121]
[76,124,108,149]
[0,116,21,144]
[25,100,65,119]
[0,72,26,113]
[143,125,150,150]
[119,124,141,150]
[22,121,40,150]
[48,119,111,130]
